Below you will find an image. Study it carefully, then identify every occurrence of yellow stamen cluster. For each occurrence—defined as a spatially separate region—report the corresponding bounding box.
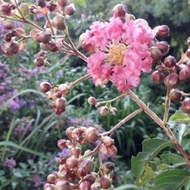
[107,43,127,66]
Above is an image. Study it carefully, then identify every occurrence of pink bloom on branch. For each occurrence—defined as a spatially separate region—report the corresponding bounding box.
[83,15,153,92]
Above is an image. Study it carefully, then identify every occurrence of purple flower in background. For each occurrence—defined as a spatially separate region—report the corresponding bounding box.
[5,158,16,168]
[33,174,42,187]
[54,148,71,162]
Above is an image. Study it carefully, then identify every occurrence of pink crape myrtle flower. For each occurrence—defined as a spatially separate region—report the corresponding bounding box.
[82,13,154,92]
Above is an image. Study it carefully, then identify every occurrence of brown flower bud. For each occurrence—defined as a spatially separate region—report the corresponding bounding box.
[77,167,87,177]
[79,181,91,190]
[182,98,190,114]
[78,158,94,174]
[102,136,114,147]
[5,41,19,56]
[100,176,112,189]
[59,84,70,95]
[35,30,52,44]
[179,68,190,81]
[55,180,72,190]
[112,4,127,18]
[44,183,55,190]
[66,156,78,168]
[57,0,68,7]
[158,25,170,36]
[185,48,190,59]
[65,3,76,16]
[83,174,95,184]
[57,139,67,149]
[65,126,75,139]
[102,162,115,174]
[40,81,51,93]
[169,89,182,101]
[164,55,176,68]
[46,1,57,12]
[3,20,14,30]
[47,173,57,184]
[164,73,180,89]
[150,46,163,62]
[157,41,170,56]
[0,3,12,16]
[52,15,66,30]
[38,0,46,8]
[99,106,109,116]
[85,127,99,142]
[55,97,67,110]
[71,147,81,158]
[88,96,97,105]
[34,56,44,67]
[107,145,117,156]
[151,70,164,83]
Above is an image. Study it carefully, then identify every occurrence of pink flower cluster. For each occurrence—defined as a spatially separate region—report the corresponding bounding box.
[82,14,154,92]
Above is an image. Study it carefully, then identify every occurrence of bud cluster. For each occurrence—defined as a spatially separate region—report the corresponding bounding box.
[40,82,70,114]
[44,125,116,189]
[88,96,118,116]
[151,36,190,113]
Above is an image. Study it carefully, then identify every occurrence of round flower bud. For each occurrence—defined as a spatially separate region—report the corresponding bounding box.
[40,81,51,93]
[179,68,190,82]
[102,162,115,174]
[66,156,78,168]
[55,97,67,109]
[88,96,97,105]
[35,30,52,44]
[65,3,76,16]
[71,147,81,158]
[77,167,87,177]
[57,0,68,7]
[3,20,14,30]
[102,136,114,147]
[164,55,176,68]
[78,158,94,174]
[65,126,75,139]
[5,41,19,56]
[34,56,44,67]
[164,73,180,89]
[46,1,57,12]
[52,15,66,30]
[99,106,109,116]
[182,98,190,114]
[44,183,55,190]
[55,180,72,190]
[0,3,12,16]
[100,176,112,189]
[169,89,182,101]
[79,181,91,190]
[157,41,170,56]
[57,139,67,149]
[85,127,99,142]
[59,84,70,95]
[107,145,117,156]
[158,25,170,36]
[151,71,164,83]
[150,47,163,62]
[47,173,57,183]
[112,4,127,18]
[83,174,95,184]
[38,0,46,8]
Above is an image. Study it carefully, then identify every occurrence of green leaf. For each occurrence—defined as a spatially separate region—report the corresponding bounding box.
[149,169,190,190]
[115,184,138,190]
[74,0,86,7]
[136,166,156,186]
[0,141,49,159]
[19,3,30,18]
[131,138,173,180]
[160,153,185,165]
[168,111,190,124]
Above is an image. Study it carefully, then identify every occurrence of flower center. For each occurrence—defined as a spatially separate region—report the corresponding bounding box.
[107,43,127,66]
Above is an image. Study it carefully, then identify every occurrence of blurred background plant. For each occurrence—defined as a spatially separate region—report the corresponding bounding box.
[0,0,190,189]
